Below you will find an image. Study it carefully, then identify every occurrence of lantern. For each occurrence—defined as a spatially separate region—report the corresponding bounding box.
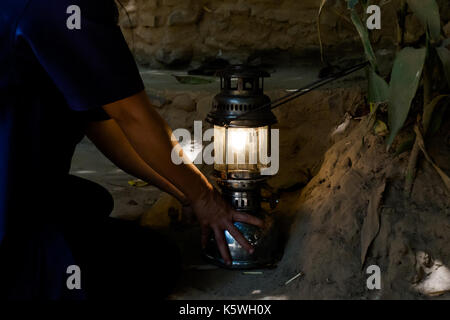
[204,65,279,269]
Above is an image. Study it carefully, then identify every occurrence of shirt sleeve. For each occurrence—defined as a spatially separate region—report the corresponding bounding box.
[17,0,144,111]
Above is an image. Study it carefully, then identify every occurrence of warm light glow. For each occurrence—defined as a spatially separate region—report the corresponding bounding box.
[213,125,270,174]
[229,129,249,152]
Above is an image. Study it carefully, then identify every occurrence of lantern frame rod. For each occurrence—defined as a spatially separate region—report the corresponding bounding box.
[221,61,370,126]
[224,126,229,177]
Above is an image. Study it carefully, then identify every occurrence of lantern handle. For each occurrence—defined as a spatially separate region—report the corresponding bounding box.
[220,61,370,126]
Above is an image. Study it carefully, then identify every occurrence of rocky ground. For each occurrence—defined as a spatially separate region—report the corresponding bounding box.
[71,62,450,299]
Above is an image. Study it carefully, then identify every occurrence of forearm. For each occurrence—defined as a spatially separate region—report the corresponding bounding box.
[102,91,212,204]
[86,119,189,205]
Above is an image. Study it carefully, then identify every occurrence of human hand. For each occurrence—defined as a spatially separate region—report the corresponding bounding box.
[191,185,264,265]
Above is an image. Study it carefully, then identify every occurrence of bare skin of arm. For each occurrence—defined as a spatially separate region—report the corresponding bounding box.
[102,91,263,265]
[86,119,189,206]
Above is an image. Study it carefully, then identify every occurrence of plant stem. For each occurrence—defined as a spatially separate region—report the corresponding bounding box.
[404,131,421,197]
[404,62,432,196]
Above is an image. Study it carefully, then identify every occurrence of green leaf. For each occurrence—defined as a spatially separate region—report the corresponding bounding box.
[317,0,328,63]
[386,47,427,148]
[368,69,389,103]
[406,0,441,41]
[347,0,359,9]
[172,75,214,85]
[350,10,377,68]
[128,179,149,187]
[369,102,378,114]
[436,46,450,88]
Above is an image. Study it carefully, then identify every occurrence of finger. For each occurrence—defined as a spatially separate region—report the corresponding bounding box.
[226,223,254,254]
[213,228,232,266]
[201,226,210,249]
[232,212,264,228]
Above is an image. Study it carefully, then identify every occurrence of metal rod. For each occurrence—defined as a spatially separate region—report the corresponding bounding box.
[225,126,229,178]
[222,61,369,125]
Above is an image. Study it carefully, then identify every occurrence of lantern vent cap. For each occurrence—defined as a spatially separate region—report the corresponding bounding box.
[217,65,270,79]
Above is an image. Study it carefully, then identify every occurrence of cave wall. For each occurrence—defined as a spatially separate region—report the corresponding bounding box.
[118,0,450,68]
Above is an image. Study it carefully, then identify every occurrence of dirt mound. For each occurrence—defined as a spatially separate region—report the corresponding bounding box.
[275,116,450,299]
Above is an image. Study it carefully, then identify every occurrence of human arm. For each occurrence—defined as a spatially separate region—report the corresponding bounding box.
[86,118,189,206]
[102,91,264,264]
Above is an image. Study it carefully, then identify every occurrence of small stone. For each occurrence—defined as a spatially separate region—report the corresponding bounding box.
[167,8,200,26]
[171,94,196,112]
[147,93,170,108]
[196,95,213,119]
[139,12,158,27]
[128,200,139,206]
[141,0,158,9]
[155,47,193,66]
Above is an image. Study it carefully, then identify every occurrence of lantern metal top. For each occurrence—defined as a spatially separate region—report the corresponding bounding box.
[207,65,277,128]
[217,65,270,79]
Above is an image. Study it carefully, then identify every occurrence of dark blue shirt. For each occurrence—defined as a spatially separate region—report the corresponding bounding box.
[0,0,144,243]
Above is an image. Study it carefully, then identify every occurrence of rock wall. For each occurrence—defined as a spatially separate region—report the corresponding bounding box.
[117,0,381,67]
[118,0,449,68]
